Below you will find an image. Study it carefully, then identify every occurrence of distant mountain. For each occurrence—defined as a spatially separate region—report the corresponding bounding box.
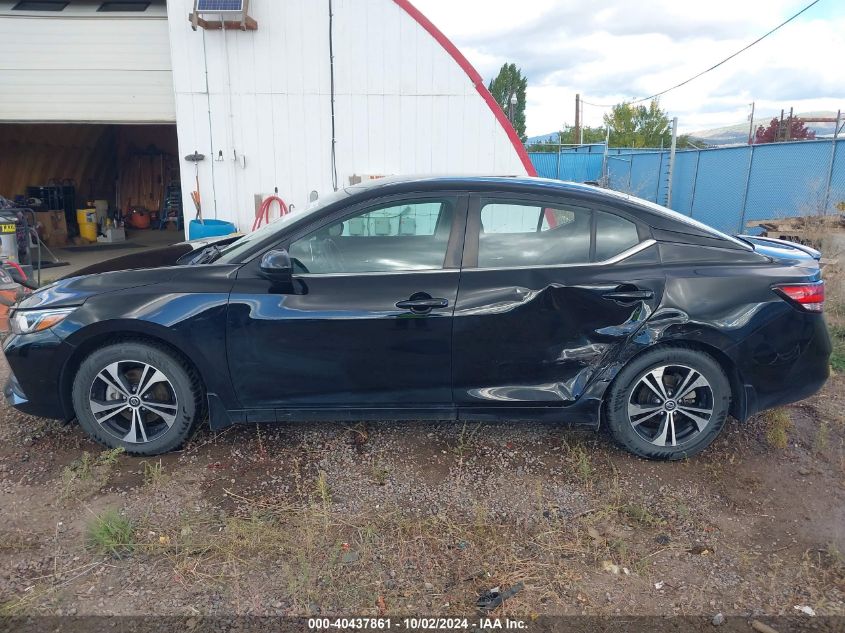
[690,111,840,146]
[526,132,561,144]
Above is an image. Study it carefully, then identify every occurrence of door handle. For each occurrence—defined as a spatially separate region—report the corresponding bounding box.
[395,297,449,312]
[602,288,654,301]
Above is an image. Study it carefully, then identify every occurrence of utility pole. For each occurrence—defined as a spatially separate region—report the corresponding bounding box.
[666,117,678,207]
[747,102,755,145]
[574,94,581,146]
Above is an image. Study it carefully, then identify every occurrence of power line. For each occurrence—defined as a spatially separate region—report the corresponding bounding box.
[581,0,823,109]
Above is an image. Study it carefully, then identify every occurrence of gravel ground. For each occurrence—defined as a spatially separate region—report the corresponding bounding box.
[0,355,843,620]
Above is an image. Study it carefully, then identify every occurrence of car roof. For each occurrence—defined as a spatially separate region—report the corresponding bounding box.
[344,175,750,250]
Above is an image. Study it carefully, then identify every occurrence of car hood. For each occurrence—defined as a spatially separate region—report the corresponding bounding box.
[18,235,242,310]
[63,234,240,279]
[17,267,176,309]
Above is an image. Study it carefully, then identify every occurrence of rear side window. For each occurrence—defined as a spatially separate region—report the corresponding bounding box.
[479,202,591,267]
[476,200,641,268]
[595,211,640,261]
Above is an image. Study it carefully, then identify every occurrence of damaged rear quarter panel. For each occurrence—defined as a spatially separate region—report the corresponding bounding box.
[451,249,664,419]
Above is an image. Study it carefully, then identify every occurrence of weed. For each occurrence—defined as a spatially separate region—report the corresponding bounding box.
[814,422,830,453]
[451,422,481,458]
[86,510,135,559]
[75,452,94,479]
[763,408,793,449]
[609,537,629,562]
[61,448,125,498]
[142,459,165,487]
[60,452,94,498]
[566,442,593,485]
[315,470,332,507]
[97,447,125,466]
[825,542,844,567]
[575,447,593,483]
[828,325,845,373]
[621,503,665,527]
[371,463,389,486]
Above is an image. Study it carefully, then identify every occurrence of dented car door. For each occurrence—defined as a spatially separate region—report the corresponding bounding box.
[452,193,664,420]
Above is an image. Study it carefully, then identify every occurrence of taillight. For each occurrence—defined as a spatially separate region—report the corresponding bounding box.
[773,281,825,312]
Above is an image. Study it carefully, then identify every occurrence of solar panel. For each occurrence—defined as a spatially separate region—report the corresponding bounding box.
[196,0,243,12]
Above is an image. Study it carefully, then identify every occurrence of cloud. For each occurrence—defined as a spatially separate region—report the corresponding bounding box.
[412,0,845,135]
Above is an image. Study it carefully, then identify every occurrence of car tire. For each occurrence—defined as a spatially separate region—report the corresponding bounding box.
[604,346,731,460]
[72,341,204,455]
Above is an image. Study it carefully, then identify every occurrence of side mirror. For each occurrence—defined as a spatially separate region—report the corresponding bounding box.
[259,249,292,283]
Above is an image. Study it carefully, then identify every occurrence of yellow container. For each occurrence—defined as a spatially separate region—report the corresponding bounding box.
[77,208,97,242]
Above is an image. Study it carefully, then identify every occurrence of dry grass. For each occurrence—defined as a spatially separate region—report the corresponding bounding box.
[141,459,165,487]
[762,408,793,449]
[60,447,125,499]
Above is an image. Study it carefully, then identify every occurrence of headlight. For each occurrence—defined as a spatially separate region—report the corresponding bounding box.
[10,307,76,335]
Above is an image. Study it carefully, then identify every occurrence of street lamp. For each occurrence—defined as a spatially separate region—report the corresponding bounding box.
[508,93,517,123]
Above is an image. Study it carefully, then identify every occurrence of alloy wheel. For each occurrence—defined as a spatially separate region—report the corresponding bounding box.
[88,360,178,444]
[627,364,714,447]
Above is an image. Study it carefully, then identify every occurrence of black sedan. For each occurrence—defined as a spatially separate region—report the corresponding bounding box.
[2,176,831,460]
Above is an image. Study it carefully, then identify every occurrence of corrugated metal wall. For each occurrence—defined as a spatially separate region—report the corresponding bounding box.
[0,1,174,123]
[166,0,529,232]
[531,139,845,234]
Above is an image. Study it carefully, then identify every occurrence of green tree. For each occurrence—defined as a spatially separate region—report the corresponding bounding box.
[603,100,680,148]
[526,126,607,152]
[488,63,528,142]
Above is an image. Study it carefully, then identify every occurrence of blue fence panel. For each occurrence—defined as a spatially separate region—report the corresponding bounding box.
[744,140,834,224]
[629,153,663,202]
[690,146,751,233]
[531,140,845,234]
[607,155,631,191]
[670,151,699,216]
[527,152,604,182]
[829,139,845,213]
[560,153,603,182]
[527,152,559,179]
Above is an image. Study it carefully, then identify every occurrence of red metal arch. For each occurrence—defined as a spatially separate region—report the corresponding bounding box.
[392,0,537,177]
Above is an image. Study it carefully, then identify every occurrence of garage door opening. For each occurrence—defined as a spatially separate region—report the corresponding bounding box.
[0,122,182,277]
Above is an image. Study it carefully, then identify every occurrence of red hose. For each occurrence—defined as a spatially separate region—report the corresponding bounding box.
[252,194,289,231]
[5,260,27,281]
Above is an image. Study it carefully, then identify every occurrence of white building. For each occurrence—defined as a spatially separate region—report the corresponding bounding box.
[0,0,533,238]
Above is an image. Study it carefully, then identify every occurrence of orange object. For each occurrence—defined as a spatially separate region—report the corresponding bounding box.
[0,289,16,332]
[127,210,151,229]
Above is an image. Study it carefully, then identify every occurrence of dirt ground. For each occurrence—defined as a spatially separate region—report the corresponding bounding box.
[0,351,843,622]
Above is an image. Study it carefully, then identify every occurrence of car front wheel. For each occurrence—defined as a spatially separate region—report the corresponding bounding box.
[604,347,731,460]
[71,341,203,455]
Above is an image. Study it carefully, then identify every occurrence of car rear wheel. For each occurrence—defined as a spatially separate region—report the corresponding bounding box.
[604,347,731,460]
[72,341,203,455]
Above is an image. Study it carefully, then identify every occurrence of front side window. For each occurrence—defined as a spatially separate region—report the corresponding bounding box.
[478,201,592,268]
[289,199,454,274]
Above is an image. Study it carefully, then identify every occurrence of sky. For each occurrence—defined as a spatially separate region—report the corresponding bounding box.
[412,0,845,137]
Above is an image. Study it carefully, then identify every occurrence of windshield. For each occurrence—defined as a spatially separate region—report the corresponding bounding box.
[215,188,350,264]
